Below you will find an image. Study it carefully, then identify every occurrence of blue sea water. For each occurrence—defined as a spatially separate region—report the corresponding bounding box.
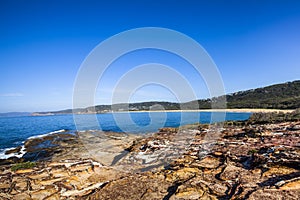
[0,112,251,155]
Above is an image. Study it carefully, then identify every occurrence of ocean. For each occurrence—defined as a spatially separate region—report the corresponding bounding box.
[0,111,251,158]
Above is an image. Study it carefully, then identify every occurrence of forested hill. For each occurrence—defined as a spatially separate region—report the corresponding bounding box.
[226,80,300,109]
[33,80,300,115]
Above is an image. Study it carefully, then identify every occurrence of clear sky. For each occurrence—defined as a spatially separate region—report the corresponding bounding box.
[0,0,300,112]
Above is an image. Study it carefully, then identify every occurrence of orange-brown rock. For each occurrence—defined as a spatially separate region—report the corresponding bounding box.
[0,121,299,199]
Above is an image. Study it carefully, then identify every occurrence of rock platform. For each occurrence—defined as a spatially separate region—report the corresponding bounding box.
[0,117,299,199]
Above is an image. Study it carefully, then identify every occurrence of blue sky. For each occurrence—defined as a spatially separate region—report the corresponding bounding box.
[0,0,300,112]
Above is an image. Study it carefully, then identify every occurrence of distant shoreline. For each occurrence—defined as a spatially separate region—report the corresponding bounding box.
[29,108,296,116]
[112,108,295,114]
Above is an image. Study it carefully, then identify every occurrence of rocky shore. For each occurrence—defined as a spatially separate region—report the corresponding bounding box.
[0,110,300,199]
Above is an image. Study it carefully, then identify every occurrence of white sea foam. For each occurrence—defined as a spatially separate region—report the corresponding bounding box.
[0,145,26,159]
[0,129,66,160]
[27,129,66,139]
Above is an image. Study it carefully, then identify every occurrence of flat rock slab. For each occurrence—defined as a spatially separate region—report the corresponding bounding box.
[0,121,299,199]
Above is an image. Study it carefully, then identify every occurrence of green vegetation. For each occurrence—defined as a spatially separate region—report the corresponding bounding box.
[226,80,300,109]
[247,149,258,155]
[35,80,300,115]
[11,161,36,171]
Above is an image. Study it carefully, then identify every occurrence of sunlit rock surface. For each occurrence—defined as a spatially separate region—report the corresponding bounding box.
[0,117,299,199]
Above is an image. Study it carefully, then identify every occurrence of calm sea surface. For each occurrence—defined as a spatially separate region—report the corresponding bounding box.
[0,112,251,153]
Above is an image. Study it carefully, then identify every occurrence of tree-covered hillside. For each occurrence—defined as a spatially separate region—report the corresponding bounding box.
[226,80,300,109]
[35,80,300,115]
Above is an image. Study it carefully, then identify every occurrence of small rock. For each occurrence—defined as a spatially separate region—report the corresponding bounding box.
[28,171,50,180]
[5,146,22,155]
[213,151,223,156]
[173,186,204,199]
[248,188,300,200]
[207,183,228,196]
[61,182,106,197]
[15,169,34,174]
[219,165,244,181]
[290,125,300,131]
[39,177,64,186]
[195,156,221,169]
[275,180,286,187]
[166,168,200,182]
[263,166,298,177]
[12,192,31,200]
[280,180,300,190]
[31,186,58,199]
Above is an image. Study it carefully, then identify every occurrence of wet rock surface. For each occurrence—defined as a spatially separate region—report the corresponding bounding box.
[0,114,300,199]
